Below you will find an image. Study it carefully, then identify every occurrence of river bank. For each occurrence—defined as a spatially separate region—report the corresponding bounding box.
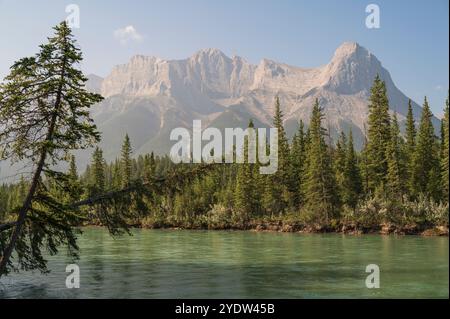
[137,218,449,236]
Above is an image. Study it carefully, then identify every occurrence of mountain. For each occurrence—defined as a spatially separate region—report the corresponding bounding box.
[86,42,438,161]
[0,42,441,179]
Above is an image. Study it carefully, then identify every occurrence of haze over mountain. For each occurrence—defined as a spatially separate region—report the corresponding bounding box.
[84,42,438,161]
[0,42,440,179]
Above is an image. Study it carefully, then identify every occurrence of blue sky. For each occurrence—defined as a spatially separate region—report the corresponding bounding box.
[0,0,448,115]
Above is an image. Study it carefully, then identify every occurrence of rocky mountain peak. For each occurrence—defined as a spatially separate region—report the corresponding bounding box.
[189,48,231,65]
[82,42,435,161]
[322,42,384,94]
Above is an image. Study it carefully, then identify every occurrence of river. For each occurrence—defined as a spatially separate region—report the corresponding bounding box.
[0,227,448,298]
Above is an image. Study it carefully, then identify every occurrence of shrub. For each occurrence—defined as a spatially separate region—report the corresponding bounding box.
[205,204,233,229]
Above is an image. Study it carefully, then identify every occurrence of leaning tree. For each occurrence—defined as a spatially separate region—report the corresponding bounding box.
[0,21,216,277]
[0,22,106,276]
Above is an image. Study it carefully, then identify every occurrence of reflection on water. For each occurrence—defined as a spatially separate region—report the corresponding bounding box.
[0,228,448,298]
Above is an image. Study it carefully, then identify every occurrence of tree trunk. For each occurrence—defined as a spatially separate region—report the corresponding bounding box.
[0,144,49,275]
[0,53,67,277]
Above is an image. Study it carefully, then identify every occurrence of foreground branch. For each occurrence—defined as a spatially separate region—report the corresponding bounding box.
[0,222,17,232]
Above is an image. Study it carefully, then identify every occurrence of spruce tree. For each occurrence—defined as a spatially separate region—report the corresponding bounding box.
[273,96,290,178]
[360,125,370,195]
[68,155,82,202]
[411,97,440,199]
[234,120,257,219]
[109,159,120,189]
[143,152,156,183]
[262,97,289,215]
[303,99,338,223]
[405,99,416,194]
[91,147,106,195]
[289,120,307,209]
[440,118,446,160]
[365,74,391,196]
[0,22,103,275]
[121,134,133,188]
[334,131,347,201]
[442,96,449,201]
[386,113,404,200]
[342,130,362,208]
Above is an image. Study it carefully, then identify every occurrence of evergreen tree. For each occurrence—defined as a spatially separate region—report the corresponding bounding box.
[69,155,78,182]
[273,96,290,176]
[143,152,156,182]
[289,120,307,209]
[442,96,449,201]
[405,99,416,194]
[342,130,362,208]
[91,147,106,194]
[411,97,440,199]
[68,155,82,202]
[386,113,404,200]
[111,159,121,189]
[303,99,338,222]
[440,118,446,160]
[365,75,391,196]
[0,22,103,275]
[234,120,256,219]
[334,131,347,201]
[120,134,133,188]
[360,124,370,195]
[262,97,289,215]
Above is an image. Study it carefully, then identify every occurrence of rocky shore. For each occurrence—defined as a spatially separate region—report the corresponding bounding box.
[139,219,449,236]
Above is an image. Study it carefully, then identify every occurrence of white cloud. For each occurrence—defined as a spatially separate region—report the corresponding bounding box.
[114,25,143,45]
[435,85,444,91]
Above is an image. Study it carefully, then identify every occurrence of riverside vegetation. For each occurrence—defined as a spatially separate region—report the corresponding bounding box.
[1,83,449,236]
[0,22,448,276]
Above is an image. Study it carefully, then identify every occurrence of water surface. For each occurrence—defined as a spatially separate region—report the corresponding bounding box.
[0,228,448,298]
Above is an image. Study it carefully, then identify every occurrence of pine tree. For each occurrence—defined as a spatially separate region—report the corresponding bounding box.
[288,120,307,209]
[334,131,347,201]
[68,155,82,202]
[0,22,103,275]
[360,124,370,195]
[342,130,362,208]
[386,113,404,200]
[110,159,121,189]
[440,118,446,160]
[404,99,416,194]
[273,96,290,178]
[143,152,156,182]
[365,75,391,196]
[234,120,257,219]
[303,99,338,223]
[262,97,289,215]
[442,96,449,201]
[411,97,440,199]
[121,134,133,188]
[91,147,106,194]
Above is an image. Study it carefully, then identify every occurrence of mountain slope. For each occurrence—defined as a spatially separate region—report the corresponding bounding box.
[0,42,440,179]
[90,43,437,156]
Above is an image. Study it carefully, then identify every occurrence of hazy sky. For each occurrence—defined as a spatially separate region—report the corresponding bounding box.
[0,0,448,115]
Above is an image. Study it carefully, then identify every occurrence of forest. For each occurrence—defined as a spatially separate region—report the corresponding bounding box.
[1,77,448,236]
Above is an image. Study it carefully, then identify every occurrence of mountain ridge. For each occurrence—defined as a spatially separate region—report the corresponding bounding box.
[85,42,438,161]
[1,42,440,180]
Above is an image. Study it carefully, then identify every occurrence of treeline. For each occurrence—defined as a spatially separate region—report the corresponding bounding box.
[1,76,449,234]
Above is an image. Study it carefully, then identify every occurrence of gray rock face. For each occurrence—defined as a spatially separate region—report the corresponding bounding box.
[89,42,436,157]
[0,42,439,179]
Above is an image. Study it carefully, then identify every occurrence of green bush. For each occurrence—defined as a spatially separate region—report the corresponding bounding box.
[343,195,449,228]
